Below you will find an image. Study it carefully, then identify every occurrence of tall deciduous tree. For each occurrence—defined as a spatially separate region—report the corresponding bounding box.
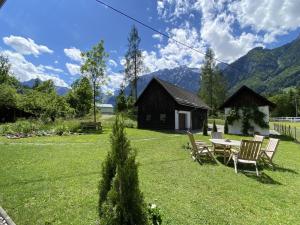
[125,25,143,102]
[67,77,93,117]
[116,83,128,113]
[98,115,148,225]
[199,48,227,114]
[0,54,19,87]
[81,40,108,122]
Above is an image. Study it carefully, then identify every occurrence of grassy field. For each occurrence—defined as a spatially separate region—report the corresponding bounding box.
[1,128,300,224]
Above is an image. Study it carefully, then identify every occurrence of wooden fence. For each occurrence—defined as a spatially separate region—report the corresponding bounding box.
[271,117,300,122]
[273,123,299,142]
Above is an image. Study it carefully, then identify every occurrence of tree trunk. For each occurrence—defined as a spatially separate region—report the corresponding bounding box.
[134,53,137,101]
[93,81,96,122]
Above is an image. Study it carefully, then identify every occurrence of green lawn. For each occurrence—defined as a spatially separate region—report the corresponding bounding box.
[1,128,300,225]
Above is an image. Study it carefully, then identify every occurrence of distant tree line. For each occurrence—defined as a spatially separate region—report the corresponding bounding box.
[0,53,95,123]
[269,88,300,117]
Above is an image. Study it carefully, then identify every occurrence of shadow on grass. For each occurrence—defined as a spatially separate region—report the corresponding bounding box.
[264,164,298,174]
[221,159,282,185]
[245,172,282,185]
[269,134,295,142]
[0,171,100,188]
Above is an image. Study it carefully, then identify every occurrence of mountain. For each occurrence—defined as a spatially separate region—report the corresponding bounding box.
[106,66,201,105]
[107,35,300,104]
[222,36,300,94]
[21,79,70,96]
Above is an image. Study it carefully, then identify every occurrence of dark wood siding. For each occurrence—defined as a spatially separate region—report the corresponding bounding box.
[136,79,208,130]
[137,81,175,130]
[175,103,207,130]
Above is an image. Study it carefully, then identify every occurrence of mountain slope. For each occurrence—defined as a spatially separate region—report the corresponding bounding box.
[21,79,70,96]
[223,36,300,94]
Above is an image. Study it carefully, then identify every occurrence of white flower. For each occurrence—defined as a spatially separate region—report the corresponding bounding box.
[150,204,157,209]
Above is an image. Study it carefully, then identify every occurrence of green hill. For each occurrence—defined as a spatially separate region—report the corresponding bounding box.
[223,36,300,94]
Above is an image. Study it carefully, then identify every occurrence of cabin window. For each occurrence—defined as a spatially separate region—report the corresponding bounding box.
[160,114,166,123]
[146,114,151,121]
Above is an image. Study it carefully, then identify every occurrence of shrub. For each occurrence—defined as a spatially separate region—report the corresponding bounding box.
[224,119,228,134]
[148,204,163,225]
[98,115,148,225]
[55,124,69,136]
[202,119,208,136]
[212,120,218,132]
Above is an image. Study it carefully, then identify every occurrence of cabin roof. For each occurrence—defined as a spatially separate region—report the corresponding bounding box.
[136,77,210,109]
[219,85,276,109]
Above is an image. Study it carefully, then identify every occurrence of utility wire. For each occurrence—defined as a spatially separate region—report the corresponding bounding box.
[94,0,269,76]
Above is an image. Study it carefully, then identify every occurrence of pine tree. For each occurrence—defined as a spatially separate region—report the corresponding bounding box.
[125,25,143,102]
[99,115,148,225]
[199,48,227,115]
[212,120,218,132]
[224,119,228,134]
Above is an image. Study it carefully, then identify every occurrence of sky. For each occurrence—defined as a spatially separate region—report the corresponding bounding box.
[1,0,300,93]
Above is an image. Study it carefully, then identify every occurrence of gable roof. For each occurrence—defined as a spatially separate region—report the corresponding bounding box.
[219,85,276,109]
[136,77,210,109]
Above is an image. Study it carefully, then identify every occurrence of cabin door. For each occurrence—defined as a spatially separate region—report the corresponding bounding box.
[179,113,186,130]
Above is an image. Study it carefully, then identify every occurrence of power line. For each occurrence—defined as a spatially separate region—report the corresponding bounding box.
[94,0,271,77]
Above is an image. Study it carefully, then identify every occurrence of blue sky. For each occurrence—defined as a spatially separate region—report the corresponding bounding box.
[1,0,300,93]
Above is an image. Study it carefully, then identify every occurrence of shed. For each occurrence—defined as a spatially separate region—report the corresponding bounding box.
[97,103,114,115]
[220,85,276,136]
[135,77,210,130]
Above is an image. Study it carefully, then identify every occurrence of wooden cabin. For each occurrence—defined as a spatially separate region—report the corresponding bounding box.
[220,85,276,136]
[135,78,209,130]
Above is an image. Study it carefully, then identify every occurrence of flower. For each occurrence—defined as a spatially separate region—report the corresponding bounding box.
[150,203,157,209]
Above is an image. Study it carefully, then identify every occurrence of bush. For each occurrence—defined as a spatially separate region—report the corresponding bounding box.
[224,119,228,134]
[0,120,41,135]
[212,120,218,132]
[148,204,163,225]
[202,119,208,136]
[55,124,69,136]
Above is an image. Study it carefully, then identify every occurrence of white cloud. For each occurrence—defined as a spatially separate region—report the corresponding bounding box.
[3,35,53,56]
[143,24,206,72]
[229,0,300,43]
[152,34,163,42]
[40,65,64,73]
[1,50,68,87]
[120,58,126,66]
[152,0,300,66]
[65,63,81,76]
[108,59,118,67]
[102,72,124,94]
[64,47,83,63]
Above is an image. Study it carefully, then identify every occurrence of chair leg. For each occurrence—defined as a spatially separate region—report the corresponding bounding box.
[234,159,238,174]
[255,162,259,176]
[226,153,233,165]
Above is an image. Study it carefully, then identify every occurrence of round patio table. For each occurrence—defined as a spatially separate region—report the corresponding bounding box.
[209,139,241,163]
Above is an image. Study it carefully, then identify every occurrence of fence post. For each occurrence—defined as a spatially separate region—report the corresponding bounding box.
[295,127,297,141]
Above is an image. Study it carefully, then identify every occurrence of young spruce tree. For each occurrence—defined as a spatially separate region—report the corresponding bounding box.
[212,120,218,132]
[98,115,148,225]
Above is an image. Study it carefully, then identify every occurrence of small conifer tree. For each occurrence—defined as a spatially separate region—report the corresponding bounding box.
[224,119,228,134]
[212,120,218,132]
[98,115,148,225]
[202,119,208,136]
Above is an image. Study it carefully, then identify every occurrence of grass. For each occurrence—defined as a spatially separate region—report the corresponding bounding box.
[0,128,300,224]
